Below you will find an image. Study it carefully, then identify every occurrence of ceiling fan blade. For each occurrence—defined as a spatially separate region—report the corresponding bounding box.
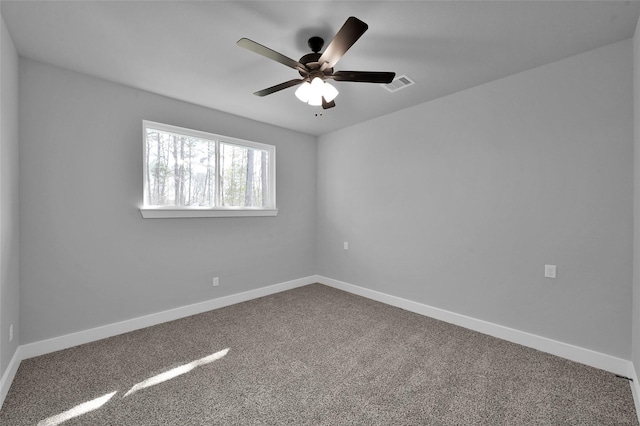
[330,71,396,84]
[237,38,308,74]
[322,97,336,109]
[317,17,368,69]
[253,79,305,97]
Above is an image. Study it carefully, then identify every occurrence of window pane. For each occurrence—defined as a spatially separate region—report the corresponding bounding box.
[220,142,269,208]
[142,121,275,213]
[144,128,216,207]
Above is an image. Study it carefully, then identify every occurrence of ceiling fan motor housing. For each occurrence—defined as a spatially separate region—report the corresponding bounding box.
[298,52,333,78]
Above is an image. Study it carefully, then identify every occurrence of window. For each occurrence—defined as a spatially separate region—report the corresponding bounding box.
[140,121,276,218]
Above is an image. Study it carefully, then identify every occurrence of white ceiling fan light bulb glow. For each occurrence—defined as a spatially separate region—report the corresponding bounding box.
[322,82,339,102]
[308,93,323,106]
[310,77,324,91]
[295,81,312,103]
[306,77,325,106]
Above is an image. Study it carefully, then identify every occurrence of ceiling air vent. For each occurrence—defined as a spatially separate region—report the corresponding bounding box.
[381,75,415,93]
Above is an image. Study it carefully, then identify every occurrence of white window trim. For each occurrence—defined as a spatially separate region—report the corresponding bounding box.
[140,120,277,219]
[139,207,278,219]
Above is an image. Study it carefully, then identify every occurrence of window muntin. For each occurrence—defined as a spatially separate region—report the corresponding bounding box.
[142,121,275,213]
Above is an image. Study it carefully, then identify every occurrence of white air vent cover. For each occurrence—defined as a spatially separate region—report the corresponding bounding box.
[381,75,415,92]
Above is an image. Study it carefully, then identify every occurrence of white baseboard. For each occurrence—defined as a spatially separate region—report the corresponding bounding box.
[629,363,640,423]
[317,276,632,377]
[0,346,23,409]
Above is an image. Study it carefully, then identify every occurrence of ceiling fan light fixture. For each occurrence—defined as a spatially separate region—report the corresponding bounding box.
[296,77,338,106]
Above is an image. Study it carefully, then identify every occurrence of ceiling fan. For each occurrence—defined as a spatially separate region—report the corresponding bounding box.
[237,16,396,110]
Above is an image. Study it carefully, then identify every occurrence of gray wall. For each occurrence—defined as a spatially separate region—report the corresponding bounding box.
[0,15,20,377]
[633,17,640,378]
[19,59,317,344]
[317,39,633,358]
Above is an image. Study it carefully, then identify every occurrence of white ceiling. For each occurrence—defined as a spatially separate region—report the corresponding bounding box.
[2,1,639,136]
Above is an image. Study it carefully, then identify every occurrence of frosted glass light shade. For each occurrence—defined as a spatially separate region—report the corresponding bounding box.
[322,82,338,102]
[308,77,324,105]
[295,82,312,103]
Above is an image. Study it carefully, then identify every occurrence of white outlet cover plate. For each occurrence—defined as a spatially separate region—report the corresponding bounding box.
[545,265,557,279]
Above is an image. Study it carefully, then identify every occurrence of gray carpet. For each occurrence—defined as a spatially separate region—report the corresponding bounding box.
[1,284,638,425]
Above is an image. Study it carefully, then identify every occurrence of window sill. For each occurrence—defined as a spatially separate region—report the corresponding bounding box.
[139,208,278,219]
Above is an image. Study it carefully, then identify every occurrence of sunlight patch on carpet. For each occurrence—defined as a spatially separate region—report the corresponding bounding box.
[37,391,117,426]
[124,348,230,397]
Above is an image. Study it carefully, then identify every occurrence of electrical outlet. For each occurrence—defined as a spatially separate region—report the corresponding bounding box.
[213,277,219,287]
[9,324,13,342]
[344,242,349,250]
[544,265,557,279]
